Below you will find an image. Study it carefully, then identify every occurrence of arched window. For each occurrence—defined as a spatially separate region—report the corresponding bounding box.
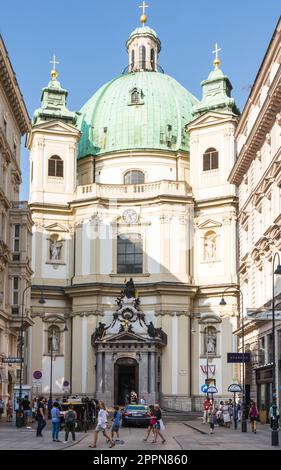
[124,170,145,185]
[203,148,219,171]
[139,46,146,70]
[204,326,217,355]
[150,49,155,70]
[48,325,60,353]
[131,49,135,69]
[117,233,143,274]
[131,89,140,105]
[48,155,63,177]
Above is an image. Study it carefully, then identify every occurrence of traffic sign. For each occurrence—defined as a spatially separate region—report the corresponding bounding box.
[63,380,69,387]
[227,353,251,363]
[207,385,218,394]
[228,383,242,393]
[33,370,42,380]
[201,384,208,393]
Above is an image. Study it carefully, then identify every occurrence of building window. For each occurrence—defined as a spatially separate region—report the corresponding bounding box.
[139,46,146,70]
[203,148,219,171]
[150,49,155,70]
[131,49,135,69]
[14,224,20,252]
[131,89,140,105]
[48,155,63,177]
[117,233,143,274]
[124,170,145,185]
[12,277,19,306]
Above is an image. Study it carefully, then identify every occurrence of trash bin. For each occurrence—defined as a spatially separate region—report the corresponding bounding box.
[16,411,24,428]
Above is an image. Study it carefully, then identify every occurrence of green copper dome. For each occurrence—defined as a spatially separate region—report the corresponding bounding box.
[77,72,198,159]
[129,26,158,39]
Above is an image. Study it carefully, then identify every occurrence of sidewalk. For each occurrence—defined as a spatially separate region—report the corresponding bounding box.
[0,422,87,450]
[179,416,281,450]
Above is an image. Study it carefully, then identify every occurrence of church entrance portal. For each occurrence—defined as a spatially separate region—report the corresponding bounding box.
[114,357,138,405]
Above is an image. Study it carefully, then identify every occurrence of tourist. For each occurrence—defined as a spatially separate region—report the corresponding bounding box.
[202,397,210,424]
[22,395,32,428]
[0,397,4,421]
[51,401,61,442]
[143,405,156,442]
[111,406,121,441]
[153,404,166,444]
[63,404,77,443]
[89,400,115,448]
[140,396,146,405]
[249,401,259,433]
[6,397,13,422]
[36,396,46,437]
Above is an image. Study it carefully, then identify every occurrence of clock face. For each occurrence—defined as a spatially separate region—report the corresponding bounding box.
[122,209,138,224]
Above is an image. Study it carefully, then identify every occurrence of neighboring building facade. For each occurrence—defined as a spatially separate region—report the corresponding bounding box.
[0,35,32,401]
[229,17,281,411]
[28,16,240,410]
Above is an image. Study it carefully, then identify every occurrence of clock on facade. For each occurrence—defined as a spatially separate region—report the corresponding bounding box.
[122,209,138,224]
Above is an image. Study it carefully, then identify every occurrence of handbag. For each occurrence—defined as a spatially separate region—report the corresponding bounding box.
[159,418,165,431]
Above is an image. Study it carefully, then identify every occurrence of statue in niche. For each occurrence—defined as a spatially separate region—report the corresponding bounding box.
[123,278,136,299]
[50,238,63,260]
[204,233,216,261]
[49,328,60,353]
[206,330,216,354]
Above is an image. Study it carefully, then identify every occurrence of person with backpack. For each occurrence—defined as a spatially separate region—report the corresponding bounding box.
[63,405,77,443]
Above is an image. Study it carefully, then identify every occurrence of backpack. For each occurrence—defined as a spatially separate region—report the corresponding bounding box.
[65,410,75,425]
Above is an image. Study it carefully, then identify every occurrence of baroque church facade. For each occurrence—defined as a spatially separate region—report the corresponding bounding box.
[27,14,240,410]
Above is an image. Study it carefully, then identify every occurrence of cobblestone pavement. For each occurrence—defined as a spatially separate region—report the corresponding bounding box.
[0,416,280,451]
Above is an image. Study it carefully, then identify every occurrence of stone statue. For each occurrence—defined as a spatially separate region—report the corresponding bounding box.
[50,239,62,260]
[124,278,135,299]
[92,322,107,343]
[206,331,216,354]
[147,321,156,338]
[204,234,216,261]
[49,329,59,352]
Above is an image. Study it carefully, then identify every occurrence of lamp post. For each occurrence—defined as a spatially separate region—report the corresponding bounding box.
[271,252,281,446]
[17,287,45,427]
[220,286,247,432]
[48,320,68,408]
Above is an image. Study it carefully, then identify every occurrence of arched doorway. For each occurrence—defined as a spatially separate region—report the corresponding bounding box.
[114,357,138,405]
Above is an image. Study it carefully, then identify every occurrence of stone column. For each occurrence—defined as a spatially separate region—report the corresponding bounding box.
[139,352,149,402]
[95,351,103,400]
[150,351,156,404]
[104,352,114,405]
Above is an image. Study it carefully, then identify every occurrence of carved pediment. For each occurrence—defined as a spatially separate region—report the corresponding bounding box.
[32,119,79,136]
[99,330,148,343]
[199,313,222,324]
[44,223,69,233]
[188,111,236,131]
[197,219,222,230]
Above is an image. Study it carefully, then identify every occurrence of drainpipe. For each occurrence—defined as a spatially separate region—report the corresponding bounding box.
[69,230,76,395]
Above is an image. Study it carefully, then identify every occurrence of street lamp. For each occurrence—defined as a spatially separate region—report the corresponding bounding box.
[48,320,68,407]
[17,286,45,427]
[271,252,281,446]
[220,287,247,432]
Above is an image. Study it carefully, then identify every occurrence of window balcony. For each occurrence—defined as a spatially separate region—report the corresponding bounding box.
[75,180,192,201]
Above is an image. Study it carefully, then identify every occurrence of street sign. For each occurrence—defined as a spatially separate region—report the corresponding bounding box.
[63,380,69,387]
[2,357,23,363]
[207,385,218,394]
[32,380,42,387]
[33,370,42,380]
[228,383,242,393]
[201,384,208,393]
[227,353,251,363]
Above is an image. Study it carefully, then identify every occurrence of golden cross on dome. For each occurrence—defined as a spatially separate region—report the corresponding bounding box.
[212,43,221,69]
[50,54,59,79]
[139,1,149,25]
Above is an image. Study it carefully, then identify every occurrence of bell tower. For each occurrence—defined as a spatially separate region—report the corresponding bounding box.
[28,57,80,206]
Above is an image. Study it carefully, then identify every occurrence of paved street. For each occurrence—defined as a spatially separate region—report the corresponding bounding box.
[0,414,280,450]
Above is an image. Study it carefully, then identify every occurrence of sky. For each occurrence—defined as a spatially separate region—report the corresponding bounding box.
[0,0,280,200]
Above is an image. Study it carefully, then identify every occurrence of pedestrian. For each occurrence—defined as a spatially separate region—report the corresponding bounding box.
[143,405,156,442]
[111,406,121,441]
[222,401,231,428]
[36,396,46,437]
[249,401,259,433]
[6,397,13,422]
[51,402,61,442]
[63,404,77,443]
[139,396,146,405]
[89,400,115,448]
[22,395,32,428]
[208,404,217,434]
[269,403,279,430]
[153,404,166,444]
[202,397,210,424]
[0,397,4,421]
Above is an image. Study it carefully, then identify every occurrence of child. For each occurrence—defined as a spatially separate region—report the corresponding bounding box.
[111,406,121,441]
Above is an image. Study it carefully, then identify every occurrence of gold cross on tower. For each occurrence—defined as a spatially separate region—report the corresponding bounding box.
[212,43,221,69]
[139,1,149,25]
[50,54,59,80]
